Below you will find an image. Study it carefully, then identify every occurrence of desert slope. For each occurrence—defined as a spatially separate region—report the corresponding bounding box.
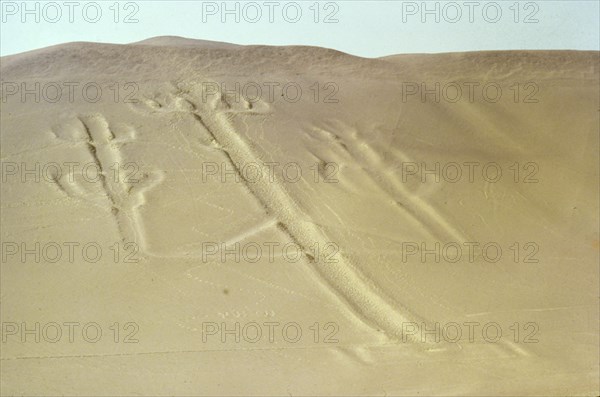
[1,38,598,396]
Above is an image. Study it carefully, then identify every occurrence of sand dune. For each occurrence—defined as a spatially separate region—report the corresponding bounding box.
[1,37,598,396]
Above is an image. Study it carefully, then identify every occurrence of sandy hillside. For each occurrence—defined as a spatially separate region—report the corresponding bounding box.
[0,37,598,396]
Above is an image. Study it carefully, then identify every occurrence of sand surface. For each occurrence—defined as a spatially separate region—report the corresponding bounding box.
[1,37,598,395]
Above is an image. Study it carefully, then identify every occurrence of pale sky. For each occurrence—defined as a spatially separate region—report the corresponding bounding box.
[1,0,598,57]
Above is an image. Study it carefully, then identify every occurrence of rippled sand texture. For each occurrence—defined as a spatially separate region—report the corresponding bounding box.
[1,38,598,395]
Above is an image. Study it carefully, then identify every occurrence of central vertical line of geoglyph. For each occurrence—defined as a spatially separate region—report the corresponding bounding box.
[192,94,430,342]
